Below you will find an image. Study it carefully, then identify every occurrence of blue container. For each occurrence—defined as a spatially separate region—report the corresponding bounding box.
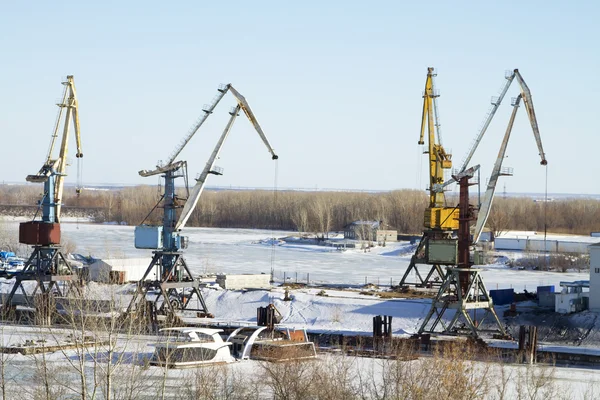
[537,285,555,293]
[490,288,515,305]
[134,225,163,249]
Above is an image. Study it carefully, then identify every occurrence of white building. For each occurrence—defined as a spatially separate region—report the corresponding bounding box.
[590,243,600,312]
[88,258,156,283]
[216,274,271,290]
[495,231,600,254]
[555,280,589,314]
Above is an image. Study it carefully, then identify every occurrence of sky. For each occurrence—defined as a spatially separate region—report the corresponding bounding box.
[0,1,598,195]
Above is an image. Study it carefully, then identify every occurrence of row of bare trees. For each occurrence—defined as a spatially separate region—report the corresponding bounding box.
[0,319,589,400]
[2,185,600,235]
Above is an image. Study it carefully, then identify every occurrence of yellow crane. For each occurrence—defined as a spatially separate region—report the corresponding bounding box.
[399,67,459,288]
[3,75,83,316]
[419,67,458,230]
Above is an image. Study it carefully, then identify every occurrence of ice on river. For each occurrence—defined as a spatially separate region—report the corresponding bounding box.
[0,221,589,292]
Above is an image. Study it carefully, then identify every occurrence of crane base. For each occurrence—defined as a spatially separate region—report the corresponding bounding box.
[125,251,211,332]
[418,267,506,337]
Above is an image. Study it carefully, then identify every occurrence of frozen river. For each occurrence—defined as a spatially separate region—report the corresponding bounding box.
[3,221,589,291]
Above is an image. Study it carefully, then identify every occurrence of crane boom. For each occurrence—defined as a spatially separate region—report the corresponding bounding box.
[166,84,229,165]
[434,69,547,193]
[420,67,451,209]
[141,84,278,179]
[228,86,278,160]
[54,77,82,221]
[459,73,515,173]
[472,95,521,244]
[419,67,457,230]
[513,70,547,165]
[175,105,240,231]
[175,85,280,230]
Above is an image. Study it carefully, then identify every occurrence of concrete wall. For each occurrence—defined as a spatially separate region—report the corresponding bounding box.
[89,258,156,283]
[216,274,271,290]
[538,291,556,308]
[590,245,600,312]
[377,230,397,242]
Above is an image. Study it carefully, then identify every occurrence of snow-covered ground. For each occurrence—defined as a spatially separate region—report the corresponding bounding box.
[0,222,599,397]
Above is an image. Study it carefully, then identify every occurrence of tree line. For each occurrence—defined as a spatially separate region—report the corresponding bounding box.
[1,184,599,236]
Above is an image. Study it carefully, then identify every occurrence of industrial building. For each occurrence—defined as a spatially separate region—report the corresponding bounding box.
[88,258,156,283]
[343,221,397,242]
[589,243,600,312]
[495,231,600,254]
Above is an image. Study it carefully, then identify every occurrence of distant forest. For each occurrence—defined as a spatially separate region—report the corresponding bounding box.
[1,185,599,236]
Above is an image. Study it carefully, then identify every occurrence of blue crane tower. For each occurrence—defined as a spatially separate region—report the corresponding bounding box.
[126,84,278,324]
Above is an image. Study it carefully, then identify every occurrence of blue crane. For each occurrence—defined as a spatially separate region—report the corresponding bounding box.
[126,84,278,321]
[2,76,83,314]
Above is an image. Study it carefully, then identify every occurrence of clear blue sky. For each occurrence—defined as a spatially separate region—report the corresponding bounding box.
[1,1,597,195]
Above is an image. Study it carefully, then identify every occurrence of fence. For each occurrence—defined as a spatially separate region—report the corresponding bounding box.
[271,270,404,288]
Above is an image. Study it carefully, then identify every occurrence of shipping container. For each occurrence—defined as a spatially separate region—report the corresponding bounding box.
[537,285,555,293]
[490,288,515,305]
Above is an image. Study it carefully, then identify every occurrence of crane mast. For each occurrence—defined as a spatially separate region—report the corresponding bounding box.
[513,70,547,165]
[176,105,241,231]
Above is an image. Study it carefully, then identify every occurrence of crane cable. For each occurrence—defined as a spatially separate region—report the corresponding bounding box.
[544,164,548,271]
[270,159,279,283]
[76,157,83,229]
[415,143,424,191]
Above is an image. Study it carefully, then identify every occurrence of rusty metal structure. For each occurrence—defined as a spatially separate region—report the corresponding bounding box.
[418,166,506,336]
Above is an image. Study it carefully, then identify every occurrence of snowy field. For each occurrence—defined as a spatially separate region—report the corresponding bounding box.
[0,221,599,398]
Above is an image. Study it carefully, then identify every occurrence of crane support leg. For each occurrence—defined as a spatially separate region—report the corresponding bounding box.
[125,251,211,331]
[1,246,78,321]
[399,232,450,288]
[418,268,506,337]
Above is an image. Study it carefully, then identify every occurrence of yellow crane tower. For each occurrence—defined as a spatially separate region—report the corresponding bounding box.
[399,67,459,288]
[419,67,458,231]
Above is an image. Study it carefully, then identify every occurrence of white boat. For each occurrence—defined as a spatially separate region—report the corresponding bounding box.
[149,327,234,368]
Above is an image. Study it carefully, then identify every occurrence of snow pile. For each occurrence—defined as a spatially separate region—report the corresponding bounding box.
[203,288,430,336]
